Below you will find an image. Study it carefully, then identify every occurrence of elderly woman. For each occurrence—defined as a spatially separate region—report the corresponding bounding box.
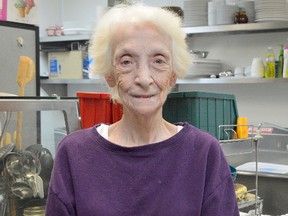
[46,4,239,216]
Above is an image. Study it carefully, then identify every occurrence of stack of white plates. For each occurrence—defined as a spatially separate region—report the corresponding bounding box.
[208,1,218,26]
[254,0,288,22]
[216,4,239,25]
[183,0,208,27]
[238,1,255,23]
[185,59,222,78]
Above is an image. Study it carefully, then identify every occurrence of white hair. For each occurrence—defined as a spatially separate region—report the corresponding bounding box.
[89,3,192,102]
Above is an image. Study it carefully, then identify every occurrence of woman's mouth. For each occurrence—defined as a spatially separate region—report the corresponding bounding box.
[134,94,154,98]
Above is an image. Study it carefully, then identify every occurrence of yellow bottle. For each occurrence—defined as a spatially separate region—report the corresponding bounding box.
[265,47,276,78]
[236,117,248,139]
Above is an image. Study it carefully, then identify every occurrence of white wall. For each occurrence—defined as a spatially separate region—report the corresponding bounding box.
[61,0,107,30]
[39,0,62,37]
[39,0,108,37]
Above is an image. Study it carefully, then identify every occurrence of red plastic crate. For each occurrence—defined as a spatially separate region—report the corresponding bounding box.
[77,92,123,128]
[77,92,112,128]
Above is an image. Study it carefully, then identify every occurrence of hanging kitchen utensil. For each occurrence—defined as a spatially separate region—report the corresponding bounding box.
[11,181,34,199]
[25,144,54,197]
[0,111,12,147]
[15,56,35,150]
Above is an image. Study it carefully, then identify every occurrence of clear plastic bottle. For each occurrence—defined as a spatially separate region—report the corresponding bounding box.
[277,44,284,78]
[283,41,288,78]
[265,47,276,78]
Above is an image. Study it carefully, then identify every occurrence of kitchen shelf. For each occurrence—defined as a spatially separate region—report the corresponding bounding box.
[40,77,288,85]
[40,21,288,43]
[182,21,288,35]
[40,33,91,43]
[40,78,105,84]
[177,77,288,84]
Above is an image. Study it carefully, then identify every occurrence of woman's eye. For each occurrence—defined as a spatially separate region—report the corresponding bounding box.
[121,60,132,66]
[155,59,164,64]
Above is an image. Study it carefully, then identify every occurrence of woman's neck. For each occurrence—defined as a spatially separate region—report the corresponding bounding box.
[108,115,177,147]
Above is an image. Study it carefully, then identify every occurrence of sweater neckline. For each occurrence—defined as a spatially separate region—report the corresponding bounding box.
[91,122,191,154]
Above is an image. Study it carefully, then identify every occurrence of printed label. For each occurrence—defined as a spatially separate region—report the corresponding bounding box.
[49,58,58,77]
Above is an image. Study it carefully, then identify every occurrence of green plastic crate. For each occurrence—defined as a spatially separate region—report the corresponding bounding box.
[163,91,239,139]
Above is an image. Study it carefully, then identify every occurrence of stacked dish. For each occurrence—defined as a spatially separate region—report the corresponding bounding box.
[254,0,288,22]
[208,1,218,26]
[183,0,208,27]
[216,4,239,25]
[238,1,255,23]
[185,58,222,78]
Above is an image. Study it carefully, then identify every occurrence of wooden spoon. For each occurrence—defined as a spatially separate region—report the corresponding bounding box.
[15,56,35,150]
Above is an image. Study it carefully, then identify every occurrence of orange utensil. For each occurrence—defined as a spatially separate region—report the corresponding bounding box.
[15,56,35,150]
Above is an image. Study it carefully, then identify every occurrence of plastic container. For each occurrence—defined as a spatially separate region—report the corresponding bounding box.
[230,165,237,181]
[277,44,284,78]
[77,92,113,128]
[265,47,276,78]
[163,91,239,139]
[236,117,248,139]
[283,42,288,78]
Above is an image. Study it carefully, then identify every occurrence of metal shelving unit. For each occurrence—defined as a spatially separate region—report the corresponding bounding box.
[182,21,288,35]
[39,21,288,95]
[40,77,288,85]
[39,21,288,43]
[218,125,263,215]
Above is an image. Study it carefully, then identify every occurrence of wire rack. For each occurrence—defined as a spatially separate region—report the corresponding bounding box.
[218,124,263,216]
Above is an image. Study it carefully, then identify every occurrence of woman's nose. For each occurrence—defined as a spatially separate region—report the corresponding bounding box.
[134,64,153,87]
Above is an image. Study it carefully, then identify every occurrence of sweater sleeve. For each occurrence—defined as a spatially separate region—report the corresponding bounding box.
[46,188,75,216]
[45,136,78,216]
[197,133,240,216]
[201,175,240,216]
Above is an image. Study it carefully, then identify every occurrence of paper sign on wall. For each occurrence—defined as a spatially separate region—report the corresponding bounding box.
[6,0,39,25]
[0,0,7,20]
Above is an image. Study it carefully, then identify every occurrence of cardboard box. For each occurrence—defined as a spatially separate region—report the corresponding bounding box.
[48,51,88,79]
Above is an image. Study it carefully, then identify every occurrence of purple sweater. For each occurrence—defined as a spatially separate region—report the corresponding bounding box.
[46,123,239,216]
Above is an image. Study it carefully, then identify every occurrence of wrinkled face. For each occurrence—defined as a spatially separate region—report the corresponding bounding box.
[107,22,176,116]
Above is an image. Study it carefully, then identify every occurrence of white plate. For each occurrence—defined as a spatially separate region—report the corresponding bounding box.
[62,28,92,35]
[255,18,288,22]
[237,162,288,174]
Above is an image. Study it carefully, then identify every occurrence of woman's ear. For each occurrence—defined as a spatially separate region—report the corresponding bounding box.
[105,73,116,87]
[169,72,177,87]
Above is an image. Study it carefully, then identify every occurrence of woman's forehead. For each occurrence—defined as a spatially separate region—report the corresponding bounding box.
[111,22,172,54]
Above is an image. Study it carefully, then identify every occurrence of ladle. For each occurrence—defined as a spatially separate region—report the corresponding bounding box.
[4,152,22,179]
[26,144,53,197]
[20,151,41,178]
[11,181,34,199]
